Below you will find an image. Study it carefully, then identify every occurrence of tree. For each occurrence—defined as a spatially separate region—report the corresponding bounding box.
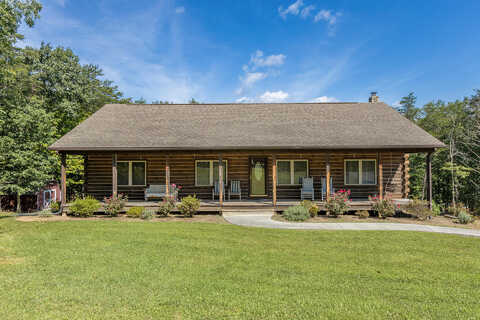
[189,98,199,104]
[397,92,421,121]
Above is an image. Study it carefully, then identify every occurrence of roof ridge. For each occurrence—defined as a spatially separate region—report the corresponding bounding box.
[111,102,363,106]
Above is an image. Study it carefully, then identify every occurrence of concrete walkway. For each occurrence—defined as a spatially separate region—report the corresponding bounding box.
[223,212,480,238]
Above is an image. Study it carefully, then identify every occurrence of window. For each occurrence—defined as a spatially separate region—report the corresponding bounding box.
[195,160,227,186]
[118,161,146,186]
[276,160,309,185]
[344,159,376,185]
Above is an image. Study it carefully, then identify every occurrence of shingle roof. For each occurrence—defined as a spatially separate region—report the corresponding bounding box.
[49,102,445,151]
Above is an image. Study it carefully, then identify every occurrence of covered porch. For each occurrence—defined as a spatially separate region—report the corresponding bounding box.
[58,149,433,215]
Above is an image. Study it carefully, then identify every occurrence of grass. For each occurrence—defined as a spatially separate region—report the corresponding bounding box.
[1,218,480,319]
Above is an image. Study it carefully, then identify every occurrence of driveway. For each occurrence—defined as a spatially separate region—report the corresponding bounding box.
[223,212,480,237]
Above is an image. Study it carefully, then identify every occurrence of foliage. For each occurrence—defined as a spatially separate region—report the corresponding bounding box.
[300,200,319,217]
[283,205,310,221]
[50,201,60,213]
[397,92,421,121]
[356,210,370,219]
[158,195,175,217]
[38,210,52,218]
[141,209,155,220]
[431,201,442,216]
[370,195,396,218]
[404,199,433,221]
[126,206,144,218]
[177,195,200,217]
[325,190,350,217]
[68,196,100,217]
[103,193,127,216]
[457,210,473,224]
[446,203,468,216]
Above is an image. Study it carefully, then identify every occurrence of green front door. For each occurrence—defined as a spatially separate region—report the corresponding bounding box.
[250,158,266,196]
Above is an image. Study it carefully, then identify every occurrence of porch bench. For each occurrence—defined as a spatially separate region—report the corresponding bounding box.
[144,184,177,201]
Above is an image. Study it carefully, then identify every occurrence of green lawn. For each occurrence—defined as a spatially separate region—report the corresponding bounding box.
[1,218,479,319]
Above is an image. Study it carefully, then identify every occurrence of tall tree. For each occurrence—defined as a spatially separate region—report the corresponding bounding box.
[397,92,421,121]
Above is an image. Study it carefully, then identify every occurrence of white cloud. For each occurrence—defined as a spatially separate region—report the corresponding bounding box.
[278,0,303,19]
[250,50,286,69]
[235,97,252,103]
[300,5,315,18]
[259,90,289,102]
[242,72,267,87]
[312,96,338,103]
[175,6,185,14]
[314,10,341,25]
[53,0,66,7]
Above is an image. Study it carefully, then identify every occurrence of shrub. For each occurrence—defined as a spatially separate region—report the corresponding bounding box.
[325,190,350,217]
[300,200,319,217]
[404,199,432,220]
[457,210,473,224]
[69,197,100,217]
[126,207,144,218]
[158,195,176,217]
[103,193,127,216]
[39,210,53,218]
[177,195,200,217]
[141,209,155,220]
[446,203,468,217]
[370,195,395,218]
[50,201,60,213]
[283,205,310,221]
[356,210,369,219]
[431,201,442,216]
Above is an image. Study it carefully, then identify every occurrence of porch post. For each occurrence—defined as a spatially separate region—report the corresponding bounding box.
[272,155,277,206]
[378,152,383,200]
[219,154,224,207]
[83,154,88,195]
[426,151,432,209]
[326,153,331,201]
[165,156,170,195]
[60,152,67,216]
[112,153,117,196]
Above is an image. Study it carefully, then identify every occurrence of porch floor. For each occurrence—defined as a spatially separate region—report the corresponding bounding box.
[123,199,411,212]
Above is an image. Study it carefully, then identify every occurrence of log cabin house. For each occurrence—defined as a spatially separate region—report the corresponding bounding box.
[49,93,445,214]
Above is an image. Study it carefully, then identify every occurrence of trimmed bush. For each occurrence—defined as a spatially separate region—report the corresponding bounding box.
[356,210,369,219]
[404,199,432,220]
[141,209,155,220]
[126,207,144,218]
[103,193,127,216]
[300,200,319,217]
[50,201,60,213]
[177,195,200,217]
[457,210,473,224]
[283,205,309,221]
[158,195,176,217]
[69,197,100,217]
[370,195,395,218]
[325,190,350,217]
[39,210,53,218]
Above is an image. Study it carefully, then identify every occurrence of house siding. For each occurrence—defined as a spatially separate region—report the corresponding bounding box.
[85,150,408,201]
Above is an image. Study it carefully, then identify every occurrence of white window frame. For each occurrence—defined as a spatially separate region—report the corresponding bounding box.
[118,160,147,186]
[344,159,377,186]
[195,160,228,186]
[276,160,309,186]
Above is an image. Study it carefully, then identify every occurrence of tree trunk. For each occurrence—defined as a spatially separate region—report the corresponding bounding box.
[16,193,21,214]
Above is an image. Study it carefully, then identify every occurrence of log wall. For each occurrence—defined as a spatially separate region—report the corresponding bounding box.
[84,150,408,201]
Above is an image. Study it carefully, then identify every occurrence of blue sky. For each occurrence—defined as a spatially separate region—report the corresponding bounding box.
[20,0,480,106]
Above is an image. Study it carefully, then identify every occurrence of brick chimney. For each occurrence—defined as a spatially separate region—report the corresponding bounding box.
[369,92,379,103]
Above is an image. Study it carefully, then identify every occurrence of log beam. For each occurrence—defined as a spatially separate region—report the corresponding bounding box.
[112,153,117,196]
[166,156,170,195]
[326,153,331,200]
[272,155,277,207]
[219,154,224,207]
[426,152,432,209]
[60,152,67,216]
[378,152,383,200]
